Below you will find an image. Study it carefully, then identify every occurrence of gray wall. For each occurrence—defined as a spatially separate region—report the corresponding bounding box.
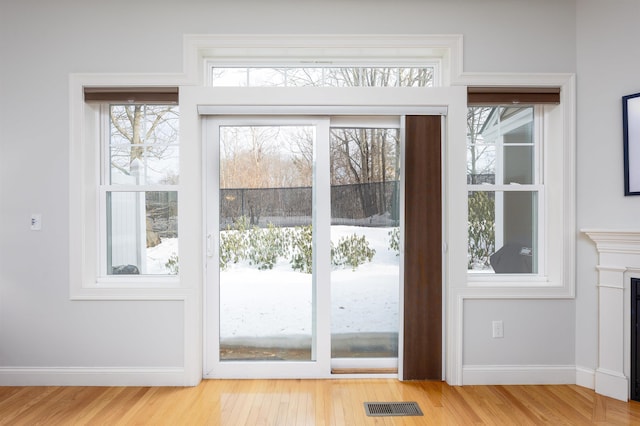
[575,0,640,375]
[0,0,598,380]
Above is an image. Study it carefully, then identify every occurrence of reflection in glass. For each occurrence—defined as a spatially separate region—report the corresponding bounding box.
[503,146,533,184]
[467,191,537,274]
[466,106,534,185]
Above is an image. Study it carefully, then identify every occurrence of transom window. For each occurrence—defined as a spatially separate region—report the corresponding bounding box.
[210,66,435,88]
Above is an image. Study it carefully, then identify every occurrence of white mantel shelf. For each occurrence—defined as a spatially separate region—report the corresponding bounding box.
[583,229,640,401]
[583,229,640,253]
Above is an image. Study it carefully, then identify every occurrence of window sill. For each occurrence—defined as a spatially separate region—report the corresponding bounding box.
[467,273,549,286]
[96,275,180,287]
[461,274,573,299]
[70,278,187,301]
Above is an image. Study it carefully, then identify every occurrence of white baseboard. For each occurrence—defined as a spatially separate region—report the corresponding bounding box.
[462,365,576,385]
[0,367,189,386]
[575,365,595,390]
[595,368,628,401]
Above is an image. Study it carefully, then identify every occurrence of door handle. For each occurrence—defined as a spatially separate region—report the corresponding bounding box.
[206,233,214,258]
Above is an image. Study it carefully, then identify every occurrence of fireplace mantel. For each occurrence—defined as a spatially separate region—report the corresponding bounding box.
[584,229,640,401]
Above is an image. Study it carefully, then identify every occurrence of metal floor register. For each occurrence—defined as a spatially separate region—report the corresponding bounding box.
[364,402,424,417]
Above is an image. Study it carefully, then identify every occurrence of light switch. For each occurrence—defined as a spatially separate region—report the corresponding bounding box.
[492,320,504,338]
[31,214,42,231]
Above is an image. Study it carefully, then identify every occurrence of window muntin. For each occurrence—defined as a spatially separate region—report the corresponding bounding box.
[211,66,434,88]
[101,104,179,276]
[467,106,542,274]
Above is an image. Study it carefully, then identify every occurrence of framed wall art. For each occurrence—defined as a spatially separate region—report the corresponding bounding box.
[623,92,640,195]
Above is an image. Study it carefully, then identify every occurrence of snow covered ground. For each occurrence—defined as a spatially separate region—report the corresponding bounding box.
[220,225,399,343]
[146,238,179,274]
[147,226,400,344]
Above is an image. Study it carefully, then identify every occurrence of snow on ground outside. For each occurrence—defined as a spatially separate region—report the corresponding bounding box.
[147,226,400,340]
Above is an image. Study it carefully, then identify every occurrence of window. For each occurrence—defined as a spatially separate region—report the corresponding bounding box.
[465,85,568,283]
[211,66,435,88]
[467,105,542,274]
[70,35,462,302]
[100,104,179,277]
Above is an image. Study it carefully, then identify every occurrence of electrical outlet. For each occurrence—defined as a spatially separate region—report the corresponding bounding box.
[492,320,504,338]
[31,214,42,231]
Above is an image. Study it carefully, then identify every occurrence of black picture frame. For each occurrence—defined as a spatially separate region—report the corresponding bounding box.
[623,92,640,195]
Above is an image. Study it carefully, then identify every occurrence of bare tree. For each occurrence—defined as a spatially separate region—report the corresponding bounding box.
[109,104,179,183]
[220,126,315,224]
[328,67,432,87]
[330,128,399,218]
[467,106,496,183]
[286,127,314,185]
[467,106,497,269]
[220,126,311,189]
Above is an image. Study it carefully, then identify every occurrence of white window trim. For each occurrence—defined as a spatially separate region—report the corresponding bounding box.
[69,35,575,389]
[467,105,546,279]
[69,74,189,300]
[454,74,575,294]
[184,34,463,87]
[206,62,441,88]
[445,73,576,386]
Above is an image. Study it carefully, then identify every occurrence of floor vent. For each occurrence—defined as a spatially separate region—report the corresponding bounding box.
[364,402,423,417]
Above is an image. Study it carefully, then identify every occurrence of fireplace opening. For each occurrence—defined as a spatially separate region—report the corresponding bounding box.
[632,278,640,401]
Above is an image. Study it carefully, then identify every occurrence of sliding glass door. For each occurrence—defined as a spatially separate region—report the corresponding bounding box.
[218,124,317,363]
[329,121,401,372]
[204,116,401,378]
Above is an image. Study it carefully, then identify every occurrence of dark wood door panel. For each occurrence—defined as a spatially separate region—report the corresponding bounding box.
[403,115,442,380]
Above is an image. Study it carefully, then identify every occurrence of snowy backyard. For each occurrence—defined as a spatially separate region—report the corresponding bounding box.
[147,225,399,347]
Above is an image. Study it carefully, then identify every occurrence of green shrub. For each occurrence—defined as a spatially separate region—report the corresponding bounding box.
[218,219,376,274]
[247,223,290,270]
[331,233,376,270]
[290,225,313,274]
[388,227,400,256]
[219,216,250,270]
[165,252,179,275]
[468,191,495,269]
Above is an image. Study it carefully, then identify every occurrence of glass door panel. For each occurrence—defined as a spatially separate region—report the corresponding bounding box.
[205,116,401,378]
[329,127,401,362]
[218,125,315,362]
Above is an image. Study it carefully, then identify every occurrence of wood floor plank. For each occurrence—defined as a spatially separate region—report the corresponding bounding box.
[2,379,640,425]
[0,386,60,424]
[484,385,539,425]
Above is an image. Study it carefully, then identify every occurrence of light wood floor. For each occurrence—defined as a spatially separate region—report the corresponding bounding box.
[2,379,640,425]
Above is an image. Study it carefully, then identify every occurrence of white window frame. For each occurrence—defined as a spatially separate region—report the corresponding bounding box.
[184,34,463,86]
[97,104,180,284]
[206,63,440,88]
[467,105,546,279]
[461,98,572,290]
[69,77,191,299]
